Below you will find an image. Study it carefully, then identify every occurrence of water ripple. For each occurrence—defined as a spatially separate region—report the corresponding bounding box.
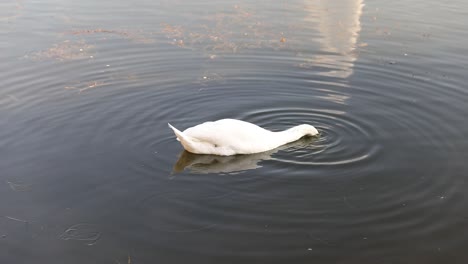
[239,107,381,167]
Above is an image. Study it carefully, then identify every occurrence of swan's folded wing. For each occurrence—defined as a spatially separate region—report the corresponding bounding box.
[169,123,219,154]
[183,122,226,146]
[183,120,269,148]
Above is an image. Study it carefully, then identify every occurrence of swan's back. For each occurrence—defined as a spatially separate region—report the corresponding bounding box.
[184,119,272,147]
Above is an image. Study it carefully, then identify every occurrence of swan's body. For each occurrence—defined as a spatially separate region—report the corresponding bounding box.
[168,119,319,156]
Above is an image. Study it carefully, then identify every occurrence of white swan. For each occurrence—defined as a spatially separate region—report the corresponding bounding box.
[168,119,319,156]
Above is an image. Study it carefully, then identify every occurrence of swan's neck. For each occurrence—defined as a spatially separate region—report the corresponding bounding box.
[272,127,305,146]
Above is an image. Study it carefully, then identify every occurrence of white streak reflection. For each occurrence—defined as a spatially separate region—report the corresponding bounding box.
[301,0,364,78]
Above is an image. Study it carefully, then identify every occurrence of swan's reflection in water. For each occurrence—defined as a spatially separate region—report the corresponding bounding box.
[173,136,318,174]
[302,0,364,78]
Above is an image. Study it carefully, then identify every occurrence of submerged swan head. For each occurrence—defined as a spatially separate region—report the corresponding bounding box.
[291,124,319,137]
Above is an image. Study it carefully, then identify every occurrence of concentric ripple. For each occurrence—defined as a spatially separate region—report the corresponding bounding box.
[237,106,381,167]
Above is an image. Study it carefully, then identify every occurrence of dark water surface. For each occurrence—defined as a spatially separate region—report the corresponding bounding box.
[1,0,468,263]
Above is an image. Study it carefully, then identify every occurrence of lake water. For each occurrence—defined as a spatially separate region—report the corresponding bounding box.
[1,0,468,263]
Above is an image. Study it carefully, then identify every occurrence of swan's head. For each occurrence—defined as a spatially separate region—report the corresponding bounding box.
[295,124,319,136]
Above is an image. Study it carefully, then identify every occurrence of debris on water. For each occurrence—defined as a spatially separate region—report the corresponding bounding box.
[388,60,396,65]
[422,33,432,38]
[65,81,107,94]
[357,42,368,47]
[80,81,105,93]
[160,6,286,54]
[161,23,184,39]
[60,223,101,246]
[69,28,130,37]
[6,180,31,192]
[196,72,225,86]
[4,216,28,223]
[66,28,155,44]
[28,40,94,61]
[27,28,155,62]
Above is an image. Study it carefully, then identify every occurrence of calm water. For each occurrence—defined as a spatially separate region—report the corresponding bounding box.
[1,0,468,263]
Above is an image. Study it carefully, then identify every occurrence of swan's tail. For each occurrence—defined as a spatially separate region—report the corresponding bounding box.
[168,123,199,153]
[168,123,184,142]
